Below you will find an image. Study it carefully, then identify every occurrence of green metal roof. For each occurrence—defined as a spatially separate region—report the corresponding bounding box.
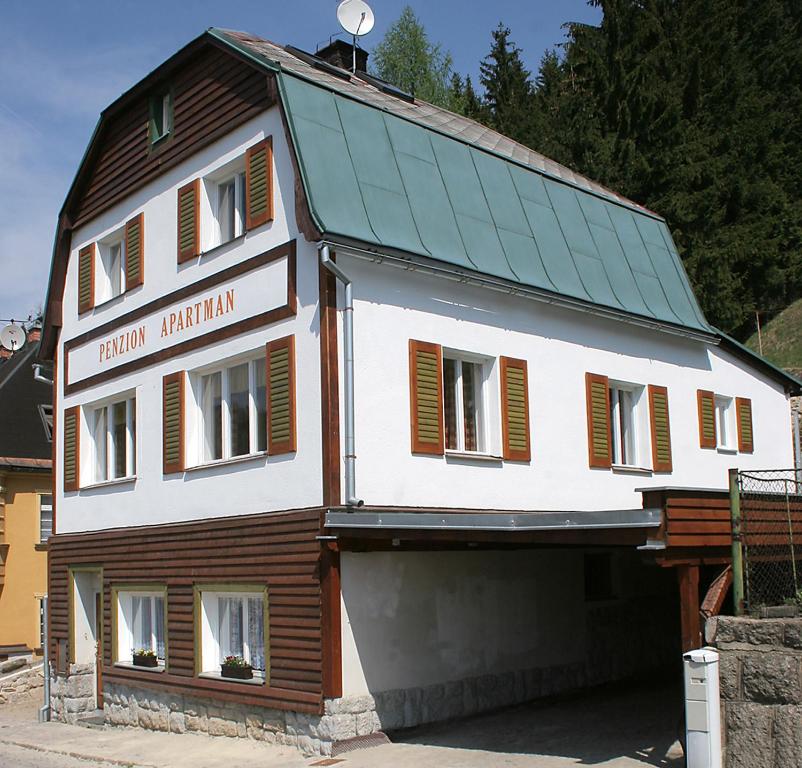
[278,73,710,333]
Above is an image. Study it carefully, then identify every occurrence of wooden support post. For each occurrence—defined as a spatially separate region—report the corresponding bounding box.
[320,544,342,699]
[678,564,701,652]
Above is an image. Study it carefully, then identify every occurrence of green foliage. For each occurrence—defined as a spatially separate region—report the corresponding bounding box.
[371,6,456,109]
[746,299,802,374]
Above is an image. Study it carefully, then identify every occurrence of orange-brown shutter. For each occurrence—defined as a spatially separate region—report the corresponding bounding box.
[736,397,754,453]
[163,372,185,474]
[649,385,673,473]
[125,213,144,290]
[500,356,530,461]
[77,244,95,314]
[177,180,200,263]
[63,406,80,492]
[266,336,297,455]
[245,137,273,231]
[585,373,611,468]
[409,340,444,455]
[697,389,717,448]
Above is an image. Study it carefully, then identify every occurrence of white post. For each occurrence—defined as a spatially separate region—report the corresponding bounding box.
[683,648,722,768]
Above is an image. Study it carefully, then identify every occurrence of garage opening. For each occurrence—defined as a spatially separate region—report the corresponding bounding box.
[340,545,683,763]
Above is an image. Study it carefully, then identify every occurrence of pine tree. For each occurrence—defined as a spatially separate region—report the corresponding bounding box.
[371,6,455,107]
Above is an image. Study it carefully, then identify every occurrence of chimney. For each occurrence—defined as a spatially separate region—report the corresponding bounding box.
[27,327,41,344]
[316,39,368,73]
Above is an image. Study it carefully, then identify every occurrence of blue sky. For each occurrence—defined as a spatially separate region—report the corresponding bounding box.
[0,0,600,322]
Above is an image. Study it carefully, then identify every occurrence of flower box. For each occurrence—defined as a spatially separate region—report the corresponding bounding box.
[220,664,253,680]
[133,654,159,668]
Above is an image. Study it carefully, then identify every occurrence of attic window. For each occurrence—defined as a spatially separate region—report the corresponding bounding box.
[149,90,173,144]
[39,404,53,442]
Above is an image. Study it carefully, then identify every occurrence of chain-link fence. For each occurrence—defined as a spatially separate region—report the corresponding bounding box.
[738,469,802,611]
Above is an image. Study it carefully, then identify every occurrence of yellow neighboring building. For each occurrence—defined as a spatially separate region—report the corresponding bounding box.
[0,328,53,659]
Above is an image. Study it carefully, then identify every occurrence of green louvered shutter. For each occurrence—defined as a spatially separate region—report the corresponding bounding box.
[125,213,144,290]
[246,137,273,230]
[77,244,95,314]
[267,336,296,455]
[63,406,80,492]
[177,180,199,263]
[697,389,717,448]
[649,385,673,473]
[501,356,531,461]
[163,372,184,474]
[737,397,754,453]
[409,340,444,455]
[585,373,611,468]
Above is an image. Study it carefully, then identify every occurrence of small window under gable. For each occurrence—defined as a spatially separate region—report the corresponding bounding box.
[149,89,173,145]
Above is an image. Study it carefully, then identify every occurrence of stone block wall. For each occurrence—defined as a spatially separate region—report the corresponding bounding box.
[706,616,802,768]
[96,661,586,757]
[50,664,96,723]
[0,662,44,705]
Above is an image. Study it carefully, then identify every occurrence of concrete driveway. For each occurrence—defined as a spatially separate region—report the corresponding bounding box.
[346,679,685,767]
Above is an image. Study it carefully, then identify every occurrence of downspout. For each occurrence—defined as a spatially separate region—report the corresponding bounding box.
[319,244,363,508]
[38,594,50,722]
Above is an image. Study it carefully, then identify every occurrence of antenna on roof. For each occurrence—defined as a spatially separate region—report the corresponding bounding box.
[336,0,375,73]
[0,322,26,353]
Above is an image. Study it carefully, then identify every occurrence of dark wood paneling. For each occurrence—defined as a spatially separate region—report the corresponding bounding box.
[48,509,324,713]
[73,46,274,228]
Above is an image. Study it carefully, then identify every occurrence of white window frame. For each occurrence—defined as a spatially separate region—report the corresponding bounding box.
[202,157,246,251]
[113,588,167,668]
[442,351,491,455]
[38,493,53,543]
[188,355,266,467]
[715,394,736,451]
[609,380,647,468]
[38,404,53,442]
[197,587,267,681]
[96,232,126,305]
[89,395,136,484]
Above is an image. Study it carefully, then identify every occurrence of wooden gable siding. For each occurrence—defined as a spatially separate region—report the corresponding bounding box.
[48,509,324,713]
[73,45,274,228]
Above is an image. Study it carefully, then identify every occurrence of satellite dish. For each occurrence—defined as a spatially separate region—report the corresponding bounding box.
[337,0,375,37]
[0,323,26,352]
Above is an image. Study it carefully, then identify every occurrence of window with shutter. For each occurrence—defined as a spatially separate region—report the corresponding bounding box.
[500,356,530,461]
[162,372,185,474]
[736,397,754,453]
[77,244,95,314]
[266,336,296,455]
[125,213,144,290]
[585,373,611,468]
[697,389,717,448]
[245,137,273,231]
[63,406,80,491]
[177,180,200,263]
[649,385,673,473]
[409,340,444,455]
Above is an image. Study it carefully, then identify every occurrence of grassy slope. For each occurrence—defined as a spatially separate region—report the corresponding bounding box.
[746,299,802,376]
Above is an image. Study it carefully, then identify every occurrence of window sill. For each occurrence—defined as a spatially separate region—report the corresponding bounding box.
[184,452,267,473]
[114,661,166,674]
[611,464,653,476]
[717,447,738,455]
[34,543,48,552]
[445,451,503,464]
[80,476,137,491]
[200,234,246,260]
[199,671,265,686]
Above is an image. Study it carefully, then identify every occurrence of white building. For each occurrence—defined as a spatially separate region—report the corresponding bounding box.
[40,30,799,755]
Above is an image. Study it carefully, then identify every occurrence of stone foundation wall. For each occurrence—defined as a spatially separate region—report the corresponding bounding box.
[50,664,96,723]
[706,616,802,768]
[0,662,44,705]
[99,661,586,756]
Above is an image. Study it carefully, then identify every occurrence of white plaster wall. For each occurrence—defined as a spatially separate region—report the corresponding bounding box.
[343,253,794,512]
[340,550,586,696]
[56,108,323,532]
